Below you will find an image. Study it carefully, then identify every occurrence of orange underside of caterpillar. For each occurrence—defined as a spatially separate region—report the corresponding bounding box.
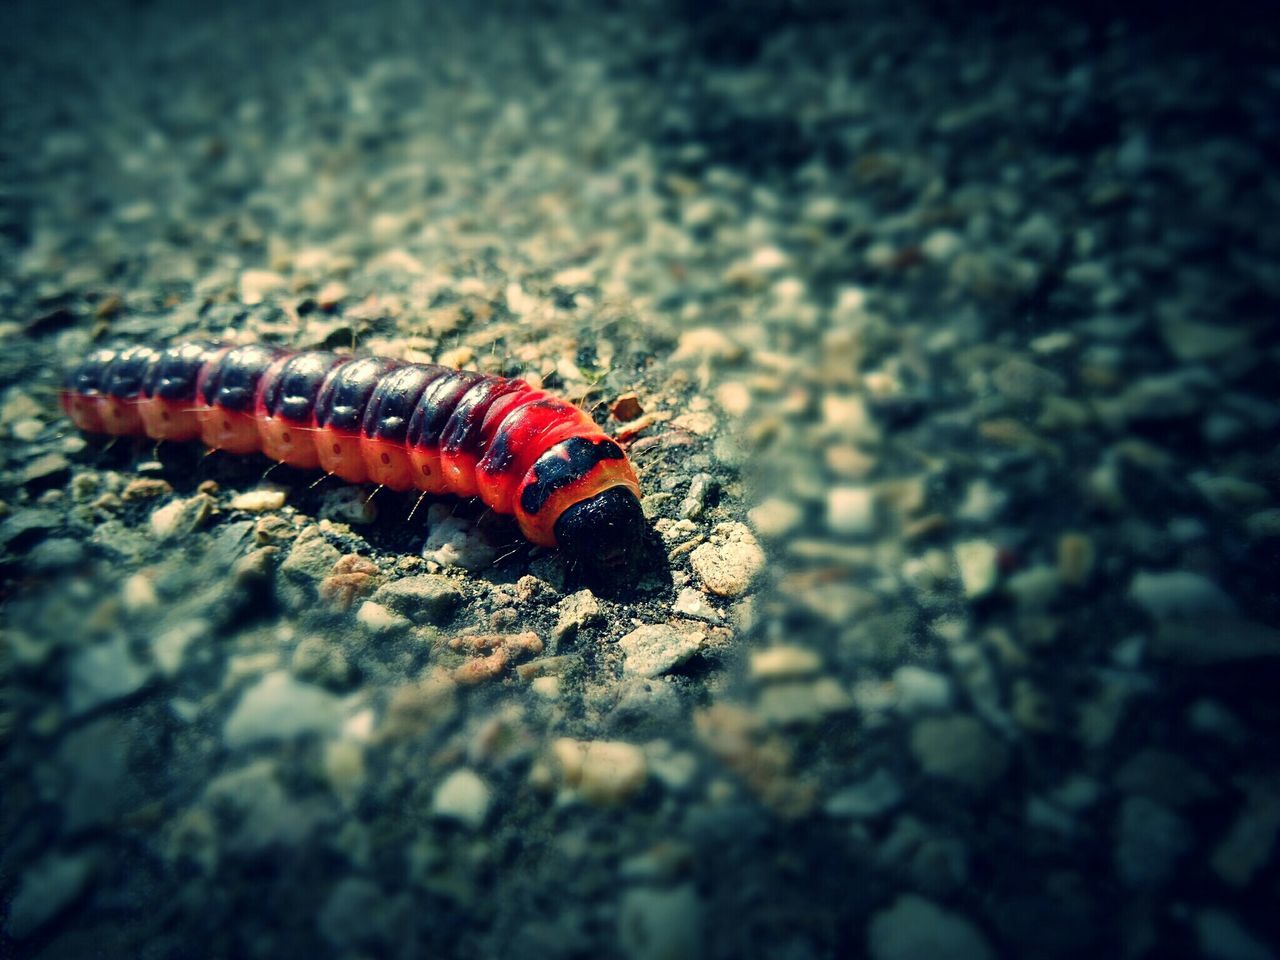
[61,343,641,549]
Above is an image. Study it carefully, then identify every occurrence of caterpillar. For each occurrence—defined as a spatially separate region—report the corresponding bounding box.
[60,342,646,570]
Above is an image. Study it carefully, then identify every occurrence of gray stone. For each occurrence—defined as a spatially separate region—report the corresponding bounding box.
[826,769,903,819]
[892,666,952,714]
[679,473,717,520]
[371,574,463,623]
[1114,749,1217,807]
[1129,570,1237,620]
[911,715,1009,789]
[205,758,330,851]
[291,635,354,689]
[28,538,85,573]
[1150,619,1280,664]
[55,718,142,830]
[672,587,721,623]
[224,671,344,747]
[554,589,603,644]
[1196,909,1276,960]
[280,530,341,583]
[1115,796,1192,890]
[67,637,153,716]
[318,877,391,949]
[432,769,491,829]
[617,885,702,960]
[149,493,214,540]
[689,522,764,597]
[22,452,71,489]
[618,624,703,678]
[6,852,93,939]
[757,678,853,726]
[868,894,995,960]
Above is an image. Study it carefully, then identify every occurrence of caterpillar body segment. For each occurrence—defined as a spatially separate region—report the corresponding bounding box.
[61,343,645,566]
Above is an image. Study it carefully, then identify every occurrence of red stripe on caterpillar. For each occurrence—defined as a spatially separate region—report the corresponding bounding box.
[61,342,646,569]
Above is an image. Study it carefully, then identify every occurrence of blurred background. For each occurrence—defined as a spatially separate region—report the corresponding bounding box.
[2,0,1278,957]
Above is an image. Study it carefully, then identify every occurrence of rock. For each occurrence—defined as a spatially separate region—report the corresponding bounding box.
[1211,785,1280,887]
[323,741,366,806]
[1195,909,1276,960]
[1057,532,1095,586]
[239,268,288,304]
[67,637,153,716]
[432,769,492,829]
[22,452,71,491]
[991,358,1066,403]
[205,758,330,851]
[827,486,877,537]
[826,769,903,819]
[6,853,93,939]
[152,620,208,678]
[223,671,344,747]
[921,229,963,263]
[1150,619,1280,664]
[1114,749,1216,807]
[671,327,742,363]
[291,635,354,689]
[1129,571,1237,620]
[57,718,143,830]
[551,738,648,806]
[317,877,389,949]
[892,666,953,714]
[420,508,497,570]
[617,624,703,678]
[868,894,995,960]
[319,486,376,525]
[747,497,803,540]
[355,600,411,634]
[29,538,85,573]
[679,473,716,520]
[611,393,644,422]
[230,489,287,513]
[618,885,702,960]
[150,494,214,540]
[1004,565,1061,610]
[672,587,721,623]
[371,574,463,623]
[953,540,998,598]
[1115,797,1191,890]
[748,646,821,680]
[689,522,764,597]
[910,715,1009,789]
[554,589,603,644]
[280,530,342,588]
[757,678,853,725]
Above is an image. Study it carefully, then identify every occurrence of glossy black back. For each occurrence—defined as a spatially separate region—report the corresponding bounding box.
[101,346,161,398]
[142,342,220,401]
[405,369,487,449]
[198,344,284,411]
[314,357,402,431]
[261,352,347,423]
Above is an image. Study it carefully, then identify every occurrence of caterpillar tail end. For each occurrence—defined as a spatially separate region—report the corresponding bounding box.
[553,486,647,579]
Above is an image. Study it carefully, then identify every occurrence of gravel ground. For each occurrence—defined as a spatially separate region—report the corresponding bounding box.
[2,1,1279,958]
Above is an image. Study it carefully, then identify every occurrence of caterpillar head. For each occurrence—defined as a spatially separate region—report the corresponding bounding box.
[553,485,647,577]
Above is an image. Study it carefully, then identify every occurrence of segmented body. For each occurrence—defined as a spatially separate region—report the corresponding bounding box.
[61,343,641,549]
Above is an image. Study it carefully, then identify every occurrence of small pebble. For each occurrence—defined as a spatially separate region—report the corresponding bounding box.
[689,522,764,597]
[230,489,287,513]
[432,769,492,830]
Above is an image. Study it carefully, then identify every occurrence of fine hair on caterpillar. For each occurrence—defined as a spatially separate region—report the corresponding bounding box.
[62,342,648,575]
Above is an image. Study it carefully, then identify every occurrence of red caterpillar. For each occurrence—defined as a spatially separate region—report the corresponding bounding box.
[61,343,646,569]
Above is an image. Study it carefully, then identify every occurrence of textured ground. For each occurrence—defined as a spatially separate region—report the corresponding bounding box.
[2,2,1279,958]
